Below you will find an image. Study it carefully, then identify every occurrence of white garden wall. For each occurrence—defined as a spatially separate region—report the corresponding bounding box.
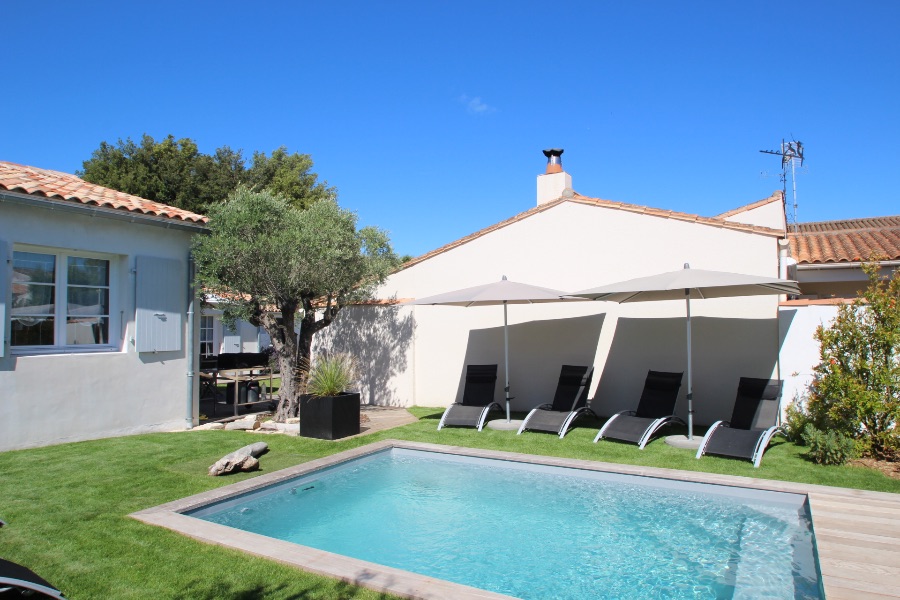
[326,199,787,427]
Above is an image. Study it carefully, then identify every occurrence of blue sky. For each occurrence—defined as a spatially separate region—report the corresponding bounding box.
[3,1,898,257]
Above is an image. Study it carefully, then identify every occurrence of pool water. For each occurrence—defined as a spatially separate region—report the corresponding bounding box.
[188,448,822,599]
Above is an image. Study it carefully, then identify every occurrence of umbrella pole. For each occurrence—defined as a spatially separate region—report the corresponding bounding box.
[503,301,511,422]
[685,290,694,440]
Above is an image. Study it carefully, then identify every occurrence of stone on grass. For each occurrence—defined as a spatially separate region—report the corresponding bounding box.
[224,417,260,431]
[192,422,225,431]
[208,442,269,476]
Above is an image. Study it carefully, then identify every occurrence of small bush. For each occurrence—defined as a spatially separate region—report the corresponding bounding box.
[782,395,813,444]
[802,424,856,466]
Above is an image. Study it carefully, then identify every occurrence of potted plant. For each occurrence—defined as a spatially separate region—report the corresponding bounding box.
[299,353,361,440]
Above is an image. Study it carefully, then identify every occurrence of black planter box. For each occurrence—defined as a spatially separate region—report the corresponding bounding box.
[299,392,361,440]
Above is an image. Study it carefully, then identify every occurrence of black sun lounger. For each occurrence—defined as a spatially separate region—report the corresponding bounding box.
[0,557,66,599]
[437,364,501,431]
[696,377,783,468]
[517,365,594,438]
[593,370,684,449]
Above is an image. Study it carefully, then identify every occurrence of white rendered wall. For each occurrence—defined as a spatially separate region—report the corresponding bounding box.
[722,198,786,231]
[0,201,198,451]
[778,304,839,410]
[536,172,571,205]
[328,200,785,427]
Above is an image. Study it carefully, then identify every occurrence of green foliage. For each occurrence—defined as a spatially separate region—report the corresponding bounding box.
[193,186,398,419]
[802,424,857,466]
[806,263,900,460]
[79,134,241,214]
[244,147,335,210]
[306,354,358,397]
[79,135,333,214]
[782,394,813,444]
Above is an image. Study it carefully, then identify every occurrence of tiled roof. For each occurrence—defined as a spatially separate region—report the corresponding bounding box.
[400,192,783,271]
[788,216,900,264]
[0,160,208,224]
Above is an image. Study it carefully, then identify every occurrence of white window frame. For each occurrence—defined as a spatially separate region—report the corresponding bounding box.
[199,315,215,357]
[11,244,120,355]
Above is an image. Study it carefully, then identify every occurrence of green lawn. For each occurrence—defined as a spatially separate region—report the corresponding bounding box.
[1,408,897,599]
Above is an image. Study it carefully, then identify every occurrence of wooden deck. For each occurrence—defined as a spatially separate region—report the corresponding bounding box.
[806,487,900,599]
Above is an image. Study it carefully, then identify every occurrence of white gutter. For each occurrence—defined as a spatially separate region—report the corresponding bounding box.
[797,260,900,271]
[0,190,208,233]
[186,253,197,429]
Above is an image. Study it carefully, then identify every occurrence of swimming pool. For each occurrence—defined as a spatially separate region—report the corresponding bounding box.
[181,445,822,599]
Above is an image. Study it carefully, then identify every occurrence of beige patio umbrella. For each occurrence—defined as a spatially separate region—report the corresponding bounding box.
[570,264,800,440]
[407,276,584,422]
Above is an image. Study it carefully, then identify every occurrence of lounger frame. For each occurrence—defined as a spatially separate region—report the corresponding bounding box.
[694,377,783,467]
[436,364,500,432]
[695,421,783,468]
[516,404,595,439]
[594,411,685,449]
[0,558,66,599]
[437,402,502,432]
[516,365,594,438]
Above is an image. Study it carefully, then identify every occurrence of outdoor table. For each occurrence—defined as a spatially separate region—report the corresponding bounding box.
[215,367,274,416]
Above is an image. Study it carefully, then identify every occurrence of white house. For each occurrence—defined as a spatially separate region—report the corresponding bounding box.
[0,161,207,451]
[778,214,900,404]
[322,151,794,427]
[198,302,270,363]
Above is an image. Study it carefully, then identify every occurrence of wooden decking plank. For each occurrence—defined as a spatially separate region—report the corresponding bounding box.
[811,514,900,538]
[817,558,900,584]
[824,578,900,600]
[816,531,900,555]
[810,498,900,519]
[817,544,900,569]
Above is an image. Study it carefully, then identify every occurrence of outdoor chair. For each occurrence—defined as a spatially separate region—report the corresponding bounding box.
[0,557,66,599]
[437,364,501,431]
[593,370,684,448]
[516,365,594,438]
[696,377,783,468]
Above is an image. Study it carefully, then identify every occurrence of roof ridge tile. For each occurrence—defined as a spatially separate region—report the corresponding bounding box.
[399,193,782,271]
[0,159,208,224]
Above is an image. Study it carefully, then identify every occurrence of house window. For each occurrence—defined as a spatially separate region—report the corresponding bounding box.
[12,249,111,350]
[200,315,214,357]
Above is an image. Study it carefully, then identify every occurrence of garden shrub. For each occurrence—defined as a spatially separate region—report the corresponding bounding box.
[806,262,900,460]
[802,424,856,466]
[782,394,813,444]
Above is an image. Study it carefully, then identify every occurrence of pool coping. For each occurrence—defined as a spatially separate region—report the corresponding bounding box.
[130,440,900,600]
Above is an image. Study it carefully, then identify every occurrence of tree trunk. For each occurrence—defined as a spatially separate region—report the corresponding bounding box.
[270,301,341,421]
[258,302,306,422]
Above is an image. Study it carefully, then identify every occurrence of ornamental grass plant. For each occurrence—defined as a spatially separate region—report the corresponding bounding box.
[305,353,358,397]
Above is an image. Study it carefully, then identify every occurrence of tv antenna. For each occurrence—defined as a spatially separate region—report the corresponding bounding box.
[760,139,804,232]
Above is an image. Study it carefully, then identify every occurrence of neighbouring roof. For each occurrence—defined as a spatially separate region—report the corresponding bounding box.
[788,216,900,264]
[400,192,784,270]
[0,160,208,224]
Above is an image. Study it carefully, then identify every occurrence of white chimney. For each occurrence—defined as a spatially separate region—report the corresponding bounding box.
[536,148,571,205]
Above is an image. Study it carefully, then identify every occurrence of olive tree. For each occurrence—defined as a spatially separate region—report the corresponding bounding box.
[193,186,398,420]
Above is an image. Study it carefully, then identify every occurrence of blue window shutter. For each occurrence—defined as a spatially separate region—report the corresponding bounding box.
[0,240,7,357]
[135,256,185,353]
